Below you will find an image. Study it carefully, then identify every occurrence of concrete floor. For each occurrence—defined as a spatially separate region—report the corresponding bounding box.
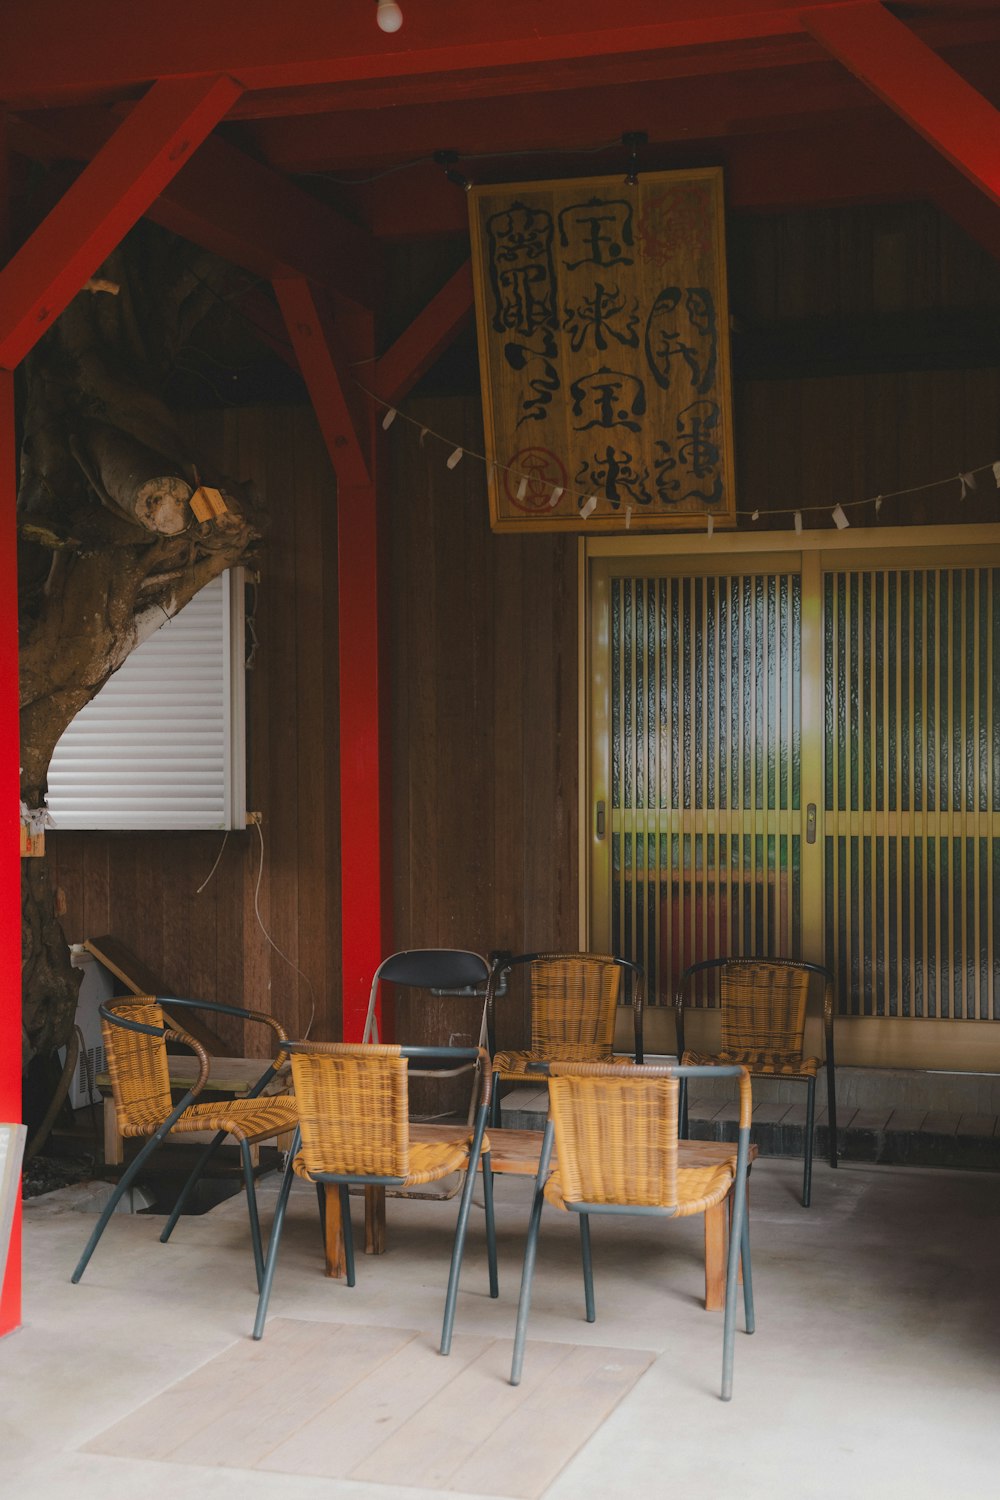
[2,1156,999,1500]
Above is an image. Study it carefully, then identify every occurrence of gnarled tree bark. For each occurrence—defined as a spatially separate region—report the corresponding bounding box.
[18,223,266,1070]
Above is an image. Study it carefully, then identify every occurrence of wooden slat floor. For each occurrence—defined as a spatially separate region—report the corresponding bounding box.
[85,1318,653,1497]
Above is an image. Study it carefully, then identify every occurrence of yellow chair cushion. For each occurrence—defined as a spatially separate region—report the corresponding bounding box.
[682,1047,819,1079]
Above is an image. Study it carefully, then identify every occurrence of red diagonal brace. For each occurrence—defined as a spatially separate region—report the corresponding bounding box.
[802,2,1000,208]
[373,260,474,406]
[273,276,371,491]
[0,74,241,370]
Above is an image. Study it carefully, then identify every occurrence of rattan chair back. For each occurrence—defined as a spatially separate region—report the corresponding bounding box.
[102,997,175,1131]
[289,1042,410,1179]
[547,1063,679,1208]
[719,960,810,1056]
[528,954,622,1060]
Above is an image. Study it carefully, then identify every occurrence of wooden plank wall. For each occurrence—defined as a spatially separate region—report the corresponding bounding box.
[48,405,341,1053]
[388,397,579,1074]
[44,203,1000,1061]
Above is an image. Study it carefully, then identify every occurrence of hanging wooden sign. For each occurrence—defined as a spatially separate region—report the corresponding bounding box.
[469,168,736,533]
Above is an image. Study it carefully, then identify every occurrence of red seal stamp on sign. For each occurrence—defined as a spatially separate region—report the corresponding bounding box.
[504,448,568,512]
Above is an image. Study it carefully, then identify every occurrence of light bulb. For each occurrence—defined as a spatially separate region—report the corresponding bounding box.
[376,0,403,32]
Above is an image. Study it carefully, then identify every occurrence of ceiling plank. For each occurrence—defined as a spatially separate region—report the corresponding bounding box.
[802,2,1000,208]
[244,60,877,174]
[0,74,241,370]
[373,262,474,407]
[14,106,375,308]
[226,17,1000,123]
[357,114,953,238]
[274,275,371,491]
[0,1,914,105]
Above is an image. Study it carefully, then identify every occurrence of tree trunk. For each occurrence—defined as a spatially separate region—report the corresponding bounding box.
[17,223,267,1069]
[21,859,81,1073]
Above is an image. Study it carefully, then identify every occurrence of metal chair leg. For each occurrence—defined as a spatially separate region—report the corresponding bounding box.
[678,1076,689,1138]
[440,1150,481,1355]
[509,1121,555,1386]
[315,1182,326,1249]
[71,1130,166,1283]
[740,1197,755,1335]
[252,1144,297,1340]
[160,1129,228,1243]
[802,1075,816,1207]
[721,1134,750,1401]
[579,1212,595,1323]
[241,1138,265,1290]
[340,1184,356,1287]
[826,1053,838,1168]
[482,1152,499,1299]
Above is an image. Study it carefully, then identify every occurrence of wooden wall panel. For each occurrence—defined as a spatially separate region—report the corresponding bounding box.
[48,405,341,1056]
[389,396,579,1071]
[41,204,1000,1069]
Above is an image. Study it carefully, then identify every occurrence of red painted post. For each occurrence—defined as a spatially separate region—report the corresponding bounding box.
[0,368,21,1338]
[338,473,392,1041]
[273,277,390,1040]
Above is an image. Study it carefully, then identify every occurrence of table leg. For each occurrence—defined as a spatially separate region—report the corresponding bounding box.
[322,1184,348,1279]
[103,1097,123,1166]
[364,1186,386,1255]
[703,1201,726,1311]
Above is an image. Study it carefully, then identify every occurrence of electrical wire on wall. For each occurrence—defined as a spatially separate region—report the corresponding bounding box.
[197,821,316,1039]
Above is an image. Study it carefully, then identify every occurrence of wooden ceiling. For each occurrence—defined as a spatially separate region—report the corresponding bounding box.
[3,1,1000,365]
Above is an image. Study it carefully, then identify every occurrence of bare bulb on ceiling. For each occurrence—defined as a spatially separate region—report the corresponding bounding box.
[376,0,403,32]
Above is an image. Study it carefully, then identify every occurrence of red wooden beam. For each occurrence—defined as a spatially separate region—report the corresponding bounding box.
[802,1,1000,208]
[0,1,833,103]
[374,262,474,407]
[0,75,241,370]
[14,107,374,309]
[273,277,370,491]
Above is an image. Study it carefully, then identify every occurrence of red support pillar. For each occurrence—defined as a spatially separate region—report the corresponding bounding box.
[0,103,20,1337]
[0,366,21,1338]
[337,472,392,1041]
[273,277,389,1040]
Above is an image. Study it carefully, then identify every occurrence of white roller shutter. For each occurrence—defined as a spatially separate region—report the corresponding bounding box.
[46,569,246,831]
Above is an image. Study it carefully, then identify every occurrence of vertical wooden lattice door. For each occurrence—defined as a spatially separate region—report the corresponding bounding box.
[824,565,999,1021]
[594,566,803,1003]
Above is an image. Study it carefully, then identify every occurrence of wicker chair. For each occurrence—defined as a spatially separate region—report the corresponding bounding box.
[510,1061,754,1401]
[675,957,837,1207]
[485,952,644,1125]
[72,996,298,1287]
[253,1041,497,1352]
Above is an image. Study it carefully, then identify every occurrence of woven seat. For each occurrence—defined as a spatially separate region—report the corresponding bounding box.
[72,996,294,1289]
[486,953,644,1123]
[676,958,837,1207]
[254,1041,497,1352]
[510,1061,754,1401]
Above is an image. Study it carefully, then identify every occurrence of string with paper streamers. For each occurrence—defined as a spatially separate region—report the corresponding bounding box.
[370,387,1000,530]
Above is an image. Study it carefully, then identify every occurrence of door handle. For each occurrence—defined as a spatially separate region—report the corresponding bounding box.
[596,800,606,839]
[806,803,816,844]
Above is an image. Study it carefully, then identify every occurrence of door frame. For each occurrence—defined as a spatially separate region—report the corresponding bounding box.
[580,522,1000,1070]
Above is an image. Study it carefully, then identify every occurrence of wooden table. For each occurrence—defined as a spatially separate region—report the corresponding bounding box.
[319,1124,756,1312]
[96,1056,293,1166]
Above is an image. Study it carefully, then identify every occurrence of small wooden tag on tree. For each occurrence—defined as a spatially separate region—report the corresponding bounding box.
[190,485,230,522]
